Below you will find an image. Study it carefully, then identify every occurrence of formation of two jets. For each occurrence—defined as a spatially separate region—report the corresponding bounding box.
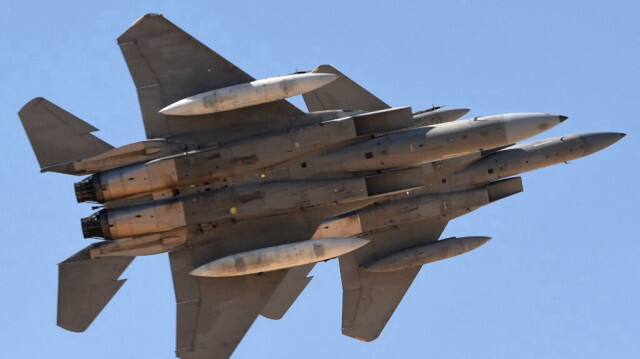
[18,14,623,359]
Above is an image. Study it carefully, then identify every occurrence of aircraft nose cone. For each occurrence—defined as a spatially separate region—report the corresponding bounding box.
[582,132,626,156]
[559,115,569,123]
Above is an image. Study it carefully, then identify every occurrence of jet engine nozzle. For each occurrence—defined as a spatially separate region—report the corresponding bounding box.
[81,211,109,239]
[74,175,102,203]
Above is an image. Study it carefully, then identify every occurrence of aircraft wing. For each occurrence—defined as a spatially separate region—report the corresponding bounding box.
[170,248,288,359]
[168,212,323,359]
[338,219,447,341]
[260,263,315,320]
[117,14,302,142]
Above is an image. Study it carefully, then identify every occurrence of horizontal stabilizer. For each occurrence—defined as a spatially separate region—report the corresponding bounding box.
[57,245,134,332]
[19,97,113,174]
[303,65,389,112]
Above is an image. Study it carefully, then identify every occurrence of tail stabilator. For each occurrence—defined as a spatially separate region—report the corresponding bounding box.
[18,97,113,175]
[57,245,134,332]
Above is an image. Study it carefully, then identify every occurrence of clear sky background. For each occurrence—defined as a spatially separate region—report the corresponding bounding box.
[1,1,638,358]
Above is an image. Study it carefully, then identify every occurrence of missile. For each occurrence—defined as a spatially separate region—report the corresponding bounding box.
[362,236,491,272]
[159,72,338,116]
[190,237,370,277]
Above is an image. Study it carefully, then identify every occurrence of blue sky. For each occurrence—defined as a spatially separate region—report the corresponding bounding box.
[1,1,638,358]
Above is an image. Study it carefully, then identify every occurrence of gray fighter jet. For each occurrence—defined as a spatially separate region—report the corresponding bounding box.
[18,13,624,359]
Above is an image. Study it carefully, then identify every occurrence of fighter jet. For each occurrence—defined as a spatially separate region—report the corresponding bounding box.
[18,13,624,359]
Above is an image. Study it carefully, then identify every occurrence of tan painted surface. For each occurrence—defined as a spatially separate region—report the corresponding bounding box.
[90,229,188,258]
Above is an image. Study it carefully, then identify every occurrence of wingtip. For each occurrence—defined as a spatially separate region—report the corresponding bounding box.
[128,13,164,30]
[134,13,164,25]
[57,321,88,333]
[118,13,169,43]
[18,97,45,115]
